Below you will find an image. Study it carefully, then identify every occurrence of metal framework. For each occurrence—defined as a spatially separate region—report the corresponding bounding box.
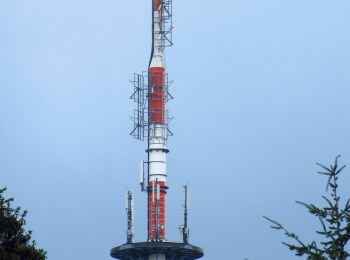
[155,0,173,48]
[130,72,173,141]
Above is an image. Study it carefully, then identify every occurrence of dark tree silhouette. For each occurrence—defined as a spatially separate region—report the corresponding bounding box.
[0,187,46,260]
[264,156,350,260]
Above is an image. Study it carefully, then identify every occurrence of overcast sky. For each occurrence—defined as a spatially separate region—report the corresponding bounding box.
[1,0,350,259]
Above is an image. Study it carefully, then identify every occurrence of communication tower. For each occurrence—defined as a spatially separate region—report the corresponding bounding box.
[111,1,204,259]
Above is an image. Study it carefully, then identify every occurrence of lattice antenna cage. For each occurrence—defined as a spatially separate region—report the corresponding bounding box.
[130,73,147,141]
[130,72,173,141]
[156,0,173,48]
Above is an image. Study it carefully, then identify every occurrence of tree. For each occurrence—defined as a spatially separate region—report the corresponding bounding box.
[264,156,350,260]
[0,187,47,260]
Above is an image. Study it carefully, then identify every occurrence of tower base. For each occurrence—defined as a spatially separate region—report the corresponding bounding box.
[110,242,204,260]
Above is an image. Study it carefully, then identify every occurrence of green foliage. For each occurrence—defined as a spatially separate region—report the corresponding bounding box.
[0,187,47,260]
[264,156,350,260]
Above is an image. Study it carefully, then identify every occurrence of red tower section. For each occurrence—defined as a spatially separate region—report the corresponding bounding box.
[148,181,166,240]
[148,67,165,124]
[153,0,161,10]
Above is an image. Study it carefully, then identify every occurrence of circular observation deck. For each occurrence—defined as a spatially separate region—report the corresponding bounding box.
[110,242,204,260]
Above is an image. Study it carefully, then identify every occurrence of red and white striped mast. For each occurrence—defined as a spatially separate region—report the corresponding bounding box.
[111,1,204,259]
[130,0,173,242]
[147,0,168,242]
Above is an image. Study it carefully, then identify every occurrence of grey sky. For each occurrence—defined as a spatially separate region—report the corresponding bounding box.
[1,0,350,259]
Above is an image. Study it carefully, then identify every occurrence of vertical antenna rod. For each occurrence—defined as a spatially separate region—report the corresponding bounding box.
[126,191,133,244]
[181,185,189,244]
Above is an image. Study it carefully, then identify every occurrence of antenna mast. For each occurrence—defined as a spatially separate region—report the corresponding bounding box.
[126,191,133,244]
[180,185,190,244]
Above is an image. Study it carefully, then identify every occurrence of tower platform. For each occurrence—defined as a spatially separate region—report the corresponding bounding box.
[110,242,204,260]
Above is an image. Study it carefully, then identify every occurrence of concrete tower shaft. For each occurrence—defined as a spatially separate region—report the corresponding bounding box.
[147,0,168,242]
